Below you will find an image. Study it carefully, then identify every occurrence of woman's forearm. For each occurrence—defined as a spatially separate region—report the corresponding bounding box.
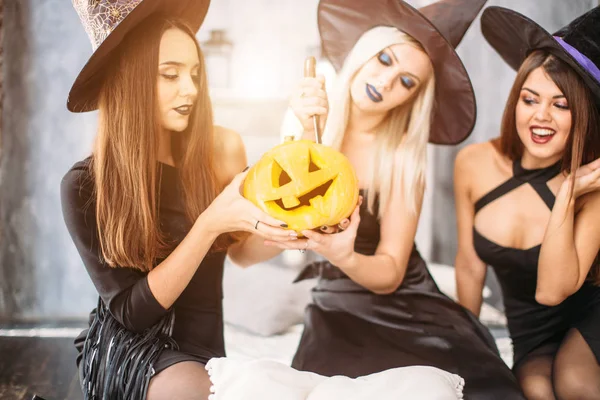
[537,186,579,305]
[335,252,405,295]
[456,265,485,317]
[147,211,219,309]
[227,233,284,267]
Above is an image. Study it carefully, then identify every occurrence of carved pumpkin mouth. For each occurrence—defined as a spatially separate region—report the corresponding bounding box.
[273,179,334,211]
[267,153,337,212]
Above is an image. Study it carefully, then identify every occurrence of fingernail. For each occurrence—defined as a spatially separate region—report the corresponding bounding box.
[280,223,288,228]
[289,232,298,237]
[242,166,249,172]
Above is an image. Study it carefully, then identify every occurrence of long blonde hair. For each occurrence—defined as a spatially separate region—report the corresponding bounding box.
[323,26,435,218]
[93,16,233,272]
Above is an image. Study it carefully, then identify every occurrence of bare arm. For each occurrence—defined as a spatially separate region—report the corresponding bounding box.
[149,126,246,308]
[273,152,424,294]
[149,126,295,307]
[288,75,328,142]
[61,129,294,332]
[537,160,600,305]
[228,233,285,267]
[453,146,487,317]
[221,126,295,267]
[333,174,423,294]
[62,164,231,330]
[146,213,220,308]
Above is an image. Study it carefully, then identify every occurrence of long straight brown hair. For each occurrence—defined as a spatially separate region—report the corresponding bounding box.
[93,16,234,272]
[499,49,600,284]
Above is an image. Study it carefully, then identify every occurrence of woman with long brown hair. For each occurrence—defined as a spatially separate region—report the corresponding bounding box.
[61,1,294,399]
[455,6,600,399]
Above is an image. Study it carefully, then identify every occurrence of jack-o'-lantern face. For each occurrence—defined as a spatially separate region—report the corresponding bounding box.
[243,140,359,233]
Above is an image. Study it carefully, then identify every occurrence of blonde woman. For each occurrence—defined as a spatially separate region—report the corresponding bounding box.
[263,0,525,398]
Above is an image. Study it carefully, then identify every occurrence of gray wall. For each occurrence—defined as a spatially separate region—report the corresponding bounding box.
[0,0,597,320]
[1,0,97,320]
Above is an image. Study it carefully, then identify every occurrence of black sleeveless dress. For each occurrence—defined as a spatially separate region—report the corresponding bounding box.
[293,190,525,400]
[473,159,600,371]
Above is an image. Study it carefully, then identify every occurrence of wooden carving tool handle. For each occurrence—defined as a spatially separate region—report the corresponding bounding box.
[304,56,321,144]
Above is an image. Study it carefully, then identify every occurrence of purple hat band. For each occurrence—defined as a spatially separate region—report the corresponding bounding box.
[554,36,600,84]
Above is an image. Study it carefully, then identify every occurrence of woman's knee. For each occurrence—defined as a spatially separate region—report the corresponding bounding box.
[553,328,600,400]
[553,368,600,400]
[147,361,212,400]
[515,354,556,400]
[519,375,556,400]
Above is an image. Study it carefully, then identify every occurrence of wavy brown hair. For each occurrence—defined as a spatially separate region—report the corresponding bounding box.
[92,16,234,272]
[499,49,600,284]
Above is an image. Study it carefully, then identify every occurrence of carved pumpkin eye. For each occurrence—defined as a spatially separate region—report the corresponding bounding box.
[272,149,334,211]
[243,140,359,234]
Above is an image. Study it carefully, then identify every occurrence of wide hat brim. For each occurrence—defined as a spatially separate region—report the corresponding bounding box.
[68,0,210,113]
[481,6,600,107]
[318,0,478,145]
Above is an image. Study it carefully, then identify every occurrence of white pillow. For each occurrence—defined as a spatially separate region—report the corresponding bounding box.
[428,263,507,326]
[223,257,316,336]
[206,357,464,400]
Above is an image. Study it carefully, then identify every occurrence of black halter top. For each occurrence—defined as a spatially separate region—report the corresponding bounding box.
[473,158,600,368]
[473,158,562,297]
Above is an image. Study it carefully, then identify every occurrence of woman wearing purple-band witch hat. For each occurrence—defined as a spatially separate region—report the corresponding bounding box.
[455,6,600,399]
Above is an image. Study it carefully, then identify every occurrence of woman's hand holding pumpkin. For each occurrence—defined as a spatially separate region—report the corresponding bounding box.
[264,197,363,267]
[204,169,298,243]
[318,218,351,234]
[290,75,329,140]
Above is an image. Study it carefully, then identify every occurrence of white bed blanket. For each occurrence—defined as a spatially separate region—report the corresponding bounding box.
[206,357,464,400]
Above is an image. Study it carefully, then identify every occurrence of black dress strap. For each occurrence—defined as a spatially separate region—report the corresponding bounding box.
[474,158,562,214]
[530,182,557,210]
[474,177,523,213]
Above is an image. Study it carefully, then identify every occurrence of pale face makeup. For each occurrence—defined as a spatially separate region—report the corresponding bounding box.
[157,28,200,132]
[350,43,432,115]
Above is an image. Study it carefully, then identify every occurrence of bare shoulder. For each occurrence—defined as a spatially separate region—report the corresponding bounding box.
[454,140,509,201]
[214,125,245,157]
[214,125,247,184]
[455,140,500,172]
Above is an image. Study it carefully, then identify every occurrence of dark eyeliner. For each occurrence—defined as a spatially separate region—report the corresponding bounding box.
[377,51,392,66]
[400,76,415,89]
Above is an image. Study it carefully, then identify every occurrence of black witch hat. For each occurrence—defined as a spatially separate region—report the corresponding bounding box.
[481,5,600,107]
[68,0,210,113]
[318,0,487,145]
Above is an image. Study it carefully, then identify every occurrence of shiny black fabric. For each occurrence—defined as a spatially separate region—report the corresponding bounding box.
[293,190,525,400]
[61,158,227,377]
[473,159,600,370]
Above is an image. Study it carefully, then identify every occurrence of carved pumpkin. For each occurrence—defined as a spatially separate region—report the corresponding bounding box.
[243,139,359,234]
